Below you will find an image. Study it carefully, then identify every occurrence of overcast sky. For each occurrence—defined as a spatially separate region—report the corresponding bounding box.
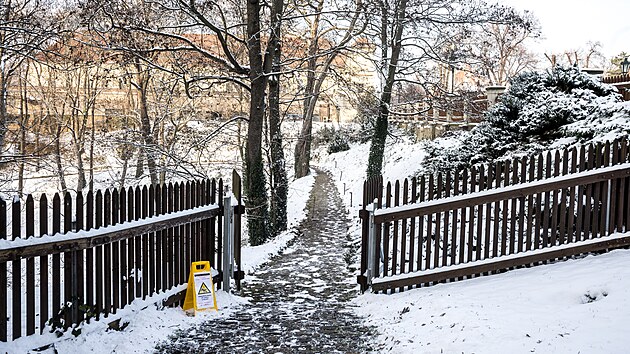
[498,0,629,60]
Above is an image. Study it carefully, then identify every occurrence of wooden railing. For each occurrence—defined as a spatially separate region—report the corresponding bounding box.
[0,174,243,342]
[358,139,630,293]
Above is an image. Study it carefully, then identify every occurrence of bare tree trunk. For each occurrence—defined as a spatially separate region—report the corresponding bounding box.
[55,124,67,193]
[17,69,26,196]
[293,0,323,179]
[268,0,288,235]
[135,150,144,178]
[245,0,270,245]
[367,0,408,178]
[135,62,158,185]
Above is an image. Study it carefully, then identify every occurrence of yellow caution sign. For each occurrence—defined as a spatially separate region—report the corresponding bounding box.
[183,261,218,314]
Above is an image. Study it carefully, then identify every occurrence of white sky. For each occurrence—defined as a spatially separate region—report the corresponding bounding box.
[498,0,630,59]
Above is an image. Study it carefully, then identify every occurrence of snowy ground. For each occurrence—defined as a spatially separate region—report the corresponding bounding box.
[318,135,630,353]
[355,249,630,354]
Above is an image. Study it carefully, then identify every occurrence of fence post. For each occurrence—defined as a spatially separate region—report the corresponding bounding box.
[366,201,376,289]
[222,195,232,293]
[232,171,244,291]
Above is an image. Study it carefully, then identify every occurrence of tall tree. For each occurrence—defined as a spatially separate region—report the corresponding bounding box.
[267,0,288,235]
[292,0,367,178]
[366,0,527,178]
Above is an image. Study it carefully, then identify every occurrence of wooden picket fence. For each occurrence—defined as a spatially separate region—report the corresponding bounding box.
[358,138,630,293]
[0,173,243,342]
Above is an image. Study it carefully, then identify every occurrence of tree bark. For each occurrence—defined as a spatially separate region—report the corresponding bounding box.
[268,0,288,235]
[293,0,324,179]
[245,0,270,245]
[367,0,408,179]
[135,61,158,185]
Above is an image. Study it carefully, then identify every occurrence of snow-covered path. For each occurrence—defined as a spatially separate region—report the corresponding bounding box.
[155,170,378,353]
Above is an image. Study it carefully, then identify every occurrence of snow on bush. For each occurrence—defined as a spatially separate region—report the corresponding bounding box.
[422,66,630,175]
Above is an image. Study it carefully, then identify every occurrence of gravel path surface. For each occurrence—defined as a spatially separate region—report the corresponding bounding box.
[156,170,378,353]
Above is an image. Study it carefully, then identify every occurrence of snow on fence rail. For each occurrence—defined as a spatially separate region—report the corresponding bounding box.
[0,174,244,342]
[358,138,630,293]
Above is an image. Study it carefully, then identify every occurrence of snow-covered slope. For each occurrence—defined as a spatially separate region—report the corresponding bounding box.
[318,133,630,353]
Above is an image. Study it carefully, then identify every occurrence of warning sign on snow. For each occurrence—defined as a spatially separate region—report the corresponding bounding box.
[183,261,218,314]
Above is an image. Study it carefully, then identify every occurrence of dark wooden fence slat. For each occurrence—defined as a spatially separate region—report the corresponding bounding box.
[12,197,22,339]
[167,183,174,291]
[494,162,502,257]
[162,184,169,293]
[217,179,223,289]
[152,185,160,296]
[126,188,135,303]
[550,151,560,247]
[517,157,527,252]
[173,183,180,290]
[39,195,49,334]
[0,199,6,342]
[189,181,196,265]
[509,160,519,254]
[424,176,433,275]
[450,172,459,266]
[401,179,409,282]
[559,150,569,244]
[76,192,85,323]
[599,141,611,237]
[417,176,425,273]
[383,182,392,279]
[182,182,189,286]
[86,191,94,311]
[501,162,510,256]
[576,146,587,242]
[442,173,451,268]
[458,170,468,266]
[103,190,112,317]
[542,152,552,248]
[525,157,535,251]
[133,187,142,299]
[111,189,120,314]
[593,143,603,237]
[392,181,400,278]
[567,148,577,243]
[409,177,417,277]
[434,174,442,270]
[476,165,485,263]
[377,176,383,280]
[483,165,492,261]
[467,167,476,263]
[26,195,35,336]
[95,191,103,320]
[62,192,74,327]
[533,155,543,250]
[141,186,149,298]
[118,187,133,308]
[145,186,153,299]
[210,179,217,269]
[149,185,160,296]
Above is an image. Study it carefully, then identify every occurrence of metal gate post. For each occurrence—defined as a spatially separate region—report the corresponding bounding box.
[222,195,232,293]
